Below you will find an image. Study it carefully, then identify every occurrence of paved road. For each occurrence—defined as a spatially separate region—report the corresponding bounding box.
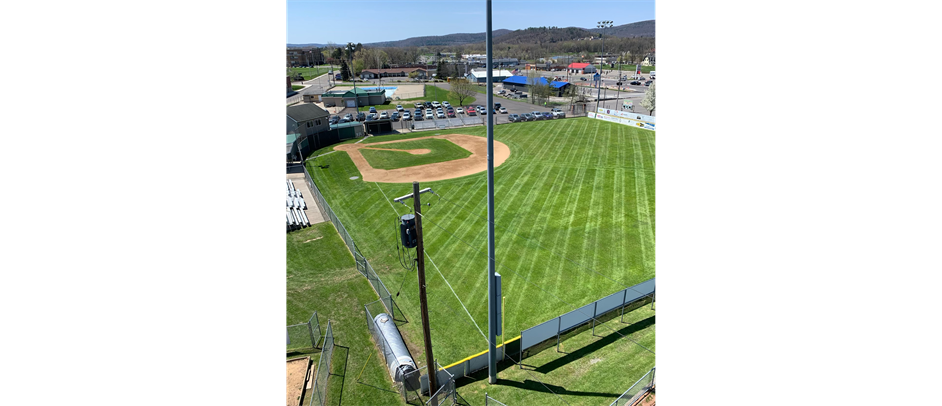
[318,76,653,125]
[285,70,333,104]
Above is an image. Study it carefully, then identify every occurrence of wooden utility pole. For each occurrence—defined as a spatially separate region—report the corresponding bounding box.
[412,181,437,401]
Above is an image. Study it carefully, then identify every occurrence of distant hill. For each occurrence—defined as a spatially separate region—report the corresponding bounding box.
[366,29,511,48]
[494,27,595,45]
[587,20,655,38]
[287,20,653,49]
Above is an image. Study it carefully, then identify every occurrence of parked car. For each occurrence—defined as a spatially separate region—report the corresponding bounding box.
[379,111,389,119]
[467,108,476,116]
[369,106,377,113]
[542,112,554,120]
[356,112,366,121]
[508,114,522,122]
[426,112,434,120]
[442,101,451,108]
[499,107,508,114]
[531,111,544,120]
[436,111,445,118]
[456,107,464,114]
[551,108,566,118]
[431,101,441,108]
[415,103,423,109]
[498,90,507,95]
[424,101,432,108]
[447,110,456,118]
[402,112,412,120]
[390,112,400,121]
[494,102,501,110]
[580,77,587,81]
[365,113,376,121]
[425,108,433,115]
[630,81,641,85]
[414,113,424,121]
[342,113,353,122]
[521,113,534,121]
[329,115,340,124]
[644,80,653,86]
[396,105,404,111]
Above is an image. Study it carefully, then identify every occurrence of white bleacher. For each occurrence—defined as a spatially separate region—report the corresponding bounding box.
[286,179,311,231]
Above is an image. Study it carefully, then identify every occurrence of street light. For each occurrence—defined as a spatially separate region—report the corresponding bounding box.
[595,21,613,111]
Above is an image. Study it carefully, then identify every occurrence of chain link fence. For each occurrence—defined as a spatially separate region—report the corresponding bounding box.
[309,321,335,406]
[305,170,396,316]
[287,312,321,353]
[424,366,456,406]
[306,164,456,404]
[609,367,655,406]
[411,115,485,131]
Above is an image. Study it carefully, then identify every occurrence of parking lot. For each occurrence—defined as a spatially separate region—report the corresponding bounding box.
[325,80,602,134]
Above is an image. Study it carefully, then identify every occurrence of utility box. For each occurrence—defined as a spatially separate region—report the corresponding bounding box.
[400,214,417,248]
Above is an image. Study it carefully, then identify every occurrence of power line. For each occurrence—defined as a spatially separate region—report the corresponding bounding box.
[425,248,486,341]
[417,211,655,355]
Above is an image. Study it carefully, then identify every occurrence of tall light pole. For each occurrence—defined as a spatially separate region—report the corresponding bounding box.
[595,21,613,112]
[485,0,499,386]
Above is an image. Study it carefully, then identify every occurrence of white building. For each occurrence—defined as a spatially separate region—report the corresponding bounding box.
[467,69,514,83]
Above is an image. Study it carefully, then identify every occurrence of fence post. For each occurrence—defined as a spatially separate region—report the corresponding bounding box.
[650,289,655,310]
[555,317,562,353]
[307,318,316,349]
[591,302,598,336]
[619,289,628,323]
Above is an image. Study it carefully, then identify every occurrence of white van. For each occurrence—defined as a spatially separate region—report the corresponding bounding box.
[650,71,656,79]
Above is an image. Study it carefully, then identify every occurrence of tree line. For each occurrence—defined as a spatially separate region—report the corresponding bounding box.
[294,33,654,79]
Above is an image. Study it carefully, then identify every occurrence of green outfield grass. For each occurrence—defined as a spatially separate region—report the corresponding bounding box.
[360,139,472,170]
[612,65,655,73]
[305,117,654,404]
[289,66,333,81]
[287,222,407,406]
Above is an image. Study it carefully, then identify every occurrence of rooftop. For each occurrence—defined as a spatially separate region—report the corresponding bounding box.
[469,69,514,77]
[286,104,329,122]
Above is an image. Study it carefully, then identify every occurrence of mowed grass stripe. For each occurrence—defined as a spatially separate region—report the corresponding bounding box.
[501,153,576,331]
[647,131,656,162]
[550,129,597,307]
[489,120,571,309]
[583,120,618,290]
[632,134,656,278]
[498,120,581,322]
[307,119,655,364]
[613,124,631,285]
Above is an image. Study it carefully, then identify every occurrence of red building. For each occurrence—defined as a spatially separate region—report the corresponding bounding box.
[567,62,597,74]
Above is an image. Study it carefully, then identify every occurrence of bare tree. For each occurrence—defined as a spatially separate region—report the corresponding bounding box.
[450,78,475,106]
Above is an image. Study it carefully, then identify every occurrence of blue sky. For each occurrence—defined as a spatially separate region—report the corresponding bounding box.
[287,0,655,44]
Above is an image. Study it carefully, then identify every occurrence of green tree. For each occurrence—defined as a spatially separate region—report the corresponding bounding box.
[352,59,365,79]
[340,59,351,81]
[436,60,449,80]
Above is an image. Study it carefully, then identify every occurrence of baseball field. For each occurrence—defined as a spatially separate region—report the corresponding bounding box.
[306,117,655,395]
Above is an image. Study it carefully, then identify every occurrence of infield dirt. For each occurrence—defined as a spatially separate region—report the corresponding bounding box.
[333,134,510,183]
